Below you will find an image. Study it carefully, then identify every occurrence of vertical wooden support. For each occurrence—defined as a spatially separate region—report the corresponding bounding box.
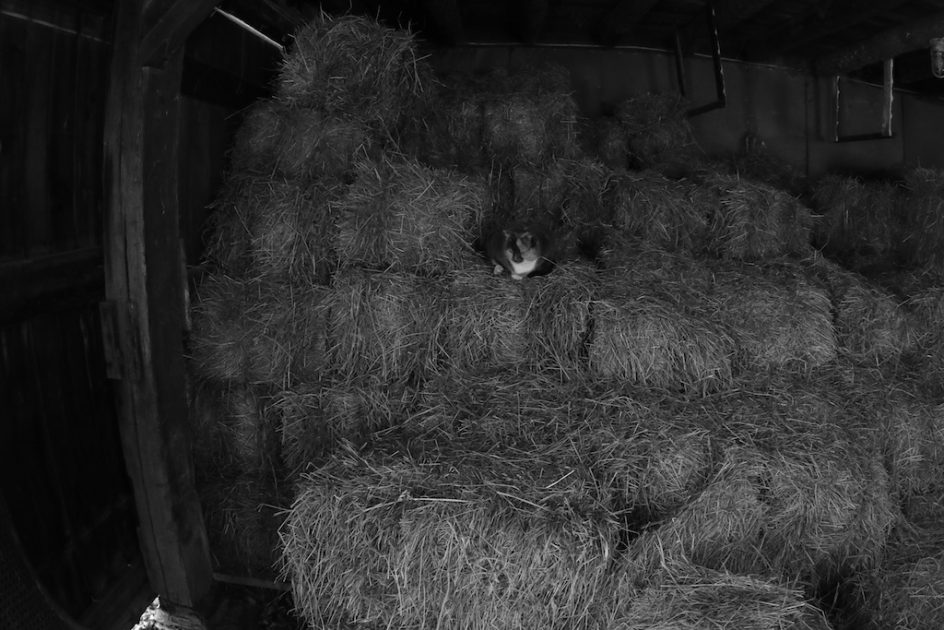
[102,0,213,607]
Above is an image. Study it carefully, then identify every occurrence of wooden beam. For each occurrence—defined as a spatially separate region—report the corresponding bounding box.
[181,11,282,107]
[0,0,108,42]
[140,0,221,67]
[103,0,213,607]
[747,0,908,60]
[815,9,944,75]
[596,0,659,46]
[681,0,776,51]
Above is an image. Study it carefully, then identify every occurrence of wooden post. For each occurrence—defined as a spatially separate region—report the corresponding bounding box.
[102,0,214,607]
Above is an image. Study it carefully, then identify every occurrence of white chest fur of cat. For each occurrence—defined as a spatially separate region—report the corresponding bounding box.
[487,226,552,280]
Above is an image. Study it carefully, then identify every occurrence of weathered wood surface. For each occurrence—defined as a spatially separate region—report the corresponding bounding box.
[0,9,110,260]
[815,8,944,75]
[140,0,221,67]
[103,0,214,607]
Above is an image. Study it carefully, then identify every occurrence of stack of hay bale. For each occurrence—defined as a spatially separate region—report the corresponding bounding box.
[189,13,944,629]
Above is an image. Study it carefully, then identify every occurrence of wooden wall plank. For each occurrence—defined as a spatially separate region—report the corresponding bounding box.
[1,306,139,618]
[103,0,213,607]
[0,10,110,260]
[0,250,104,325]
[0,15,28,258]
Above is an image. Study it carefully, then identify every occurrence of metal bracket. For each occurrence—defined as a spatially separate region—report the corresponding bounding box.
[833,58,894,142]
[675,1,727,117]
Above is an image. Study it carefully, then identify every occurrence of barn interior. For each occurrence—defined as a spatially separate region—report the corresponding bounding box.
[4,0,944,629]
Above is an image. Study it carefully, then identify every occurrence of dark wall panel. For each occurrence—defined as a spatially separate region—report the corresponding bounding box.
[0,12,110,261]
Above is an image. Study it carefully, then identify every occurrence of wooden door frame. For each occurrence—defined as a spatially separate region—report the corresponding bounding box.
[102,0,221,607]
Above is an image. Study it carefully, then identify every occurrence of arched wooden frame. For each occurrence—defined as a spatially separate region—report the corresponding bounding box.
[102,0,222,608]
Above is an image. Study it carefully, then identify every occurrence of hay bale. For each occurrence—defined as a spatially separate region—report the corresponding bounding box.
[625,442,895,584]
[396,76,486,170]
[598,247,836,371]
[215,385,275,473]
[189,274,328,387]
[708,262,838,370]
[275,14,423,132]
[477,65,581,165]
[230,100,372,183]
[614,93,704,176]
[228,100,282,174]
[410,370,590,446]
[323,269,446,382]
[607,169,713,253]
[411,371,716,523]
[598,241,714,288]
[334,156,486,273]
[706,174,812,261]
[810,256,913,363]
[883,398,944,498]
[740,363,942,502]
[860,521,944,630]
[509,158,612,230]
[810,174,902,268]
[617,562,832,630]
[905,285,944,396]
[607,368,903,585]
[588,266,736,394]
[200,471,286,577]
[728,132,807,196]
[276,378,417,472]
[442,270,531,372]
[280,443,619,630]
[203,175,256,275]
[204,174,338,283]
[902,167,944,270]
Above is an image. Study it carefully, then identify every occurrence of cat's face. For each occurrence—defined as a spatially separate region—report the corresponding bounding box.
[506,232,539,263]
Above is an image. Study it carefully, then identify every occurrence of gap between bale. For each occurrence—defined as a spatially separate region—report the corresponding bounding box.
[809,255,913,365]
